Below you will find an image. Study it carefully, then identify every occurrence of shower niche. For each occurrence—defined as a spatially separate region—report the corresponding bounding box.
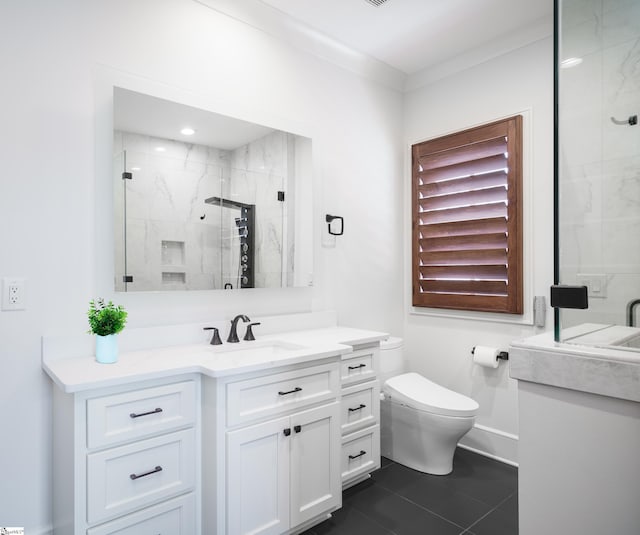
[112,87,312,292]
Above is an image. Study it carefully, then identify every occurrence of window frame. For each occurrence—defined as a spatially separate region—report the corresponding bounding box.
[411,115,523,314]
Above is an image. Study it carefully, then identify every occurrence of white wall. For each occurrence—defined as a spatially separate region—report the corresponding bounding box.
[403,37,555,463]
[0,1,403,532]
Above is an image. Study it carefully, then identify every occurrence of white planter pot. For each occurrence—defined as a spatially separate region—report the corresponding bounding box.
[95,334,118,364]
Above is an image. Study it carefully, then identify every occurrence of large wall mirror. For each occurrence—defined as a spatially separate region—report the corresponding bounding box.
[556,0,640,350]
[113,87,313,292]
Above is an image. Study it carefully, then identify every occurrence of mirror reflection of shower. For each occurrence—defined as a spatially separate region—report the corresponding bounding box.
[205,196,255,289]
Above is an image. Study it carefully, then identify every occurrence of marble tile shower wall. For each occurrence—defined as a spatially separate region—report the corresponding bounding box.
[113,130,290,291]
[559,0,640,326]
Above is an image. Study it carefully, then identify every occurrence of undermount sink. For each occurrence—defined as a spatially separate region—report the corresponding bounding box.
[206,340,308,360]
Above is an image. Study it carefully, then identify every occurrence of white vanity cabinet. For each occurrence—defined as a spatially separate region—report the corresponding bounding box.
[52,376,200,535]
[43,320,389,535]
[203,358,342,535]
[339,344,381,488]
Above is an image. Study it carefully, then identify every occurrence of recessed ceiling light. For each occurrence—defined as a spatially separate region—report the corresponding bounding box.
[180,127,195,136]
[131,166,141,171]
[155,146,166,152]
[561,57,583,69]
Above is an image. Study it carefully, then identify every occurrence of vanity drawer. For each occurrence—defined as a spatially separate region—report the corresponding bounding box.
[87,428,196,525]
[226,362,340,427]
[86,381,196,449]
[340,347,378,386]
[341,425,380,484]
[340,381,380,436]
[86,493,195,535]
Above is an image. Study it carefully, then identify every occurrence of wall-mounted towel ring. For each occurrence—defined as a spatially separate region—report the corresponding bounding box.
[610,115,637,126]
[326,214,344,236]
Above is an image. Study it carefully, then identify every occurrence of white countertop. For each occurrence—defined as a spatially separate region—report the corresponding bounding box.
[43,325,388,393]
[509,329,640,403]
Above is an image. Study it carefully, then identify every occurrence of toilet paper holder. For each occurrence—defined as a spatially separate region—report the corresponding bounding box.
[471,346,509,360]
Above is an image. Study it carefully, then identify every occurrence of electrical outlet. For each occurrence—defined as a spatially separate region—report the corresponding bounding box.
[576,273,607,299]
[2,277,26,311]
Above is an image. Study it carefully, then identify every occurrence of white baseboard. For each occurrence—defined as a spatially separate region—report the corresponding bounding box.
[458,423,519,467]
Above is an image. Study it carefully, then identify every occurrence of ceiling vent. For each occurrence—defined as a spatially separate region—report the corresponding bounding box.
[364,0,389,6]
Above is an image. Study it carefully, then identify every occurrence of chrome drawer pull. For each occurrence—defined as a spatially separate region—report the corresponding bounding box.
[348,404,366,412]
[347,364,366,370]
[130,465,163,480]
[278,387,302,396]
[129,407,163,419]
[348,450,367,461]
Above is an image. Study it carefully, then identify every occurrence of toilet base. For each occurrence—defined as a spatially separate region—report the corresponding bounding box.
[381,399,475,476]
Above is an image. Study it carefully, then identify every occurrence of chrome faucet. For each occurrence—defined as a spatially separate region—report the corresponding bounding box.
[626,298,640,327]
[227,314,250,343]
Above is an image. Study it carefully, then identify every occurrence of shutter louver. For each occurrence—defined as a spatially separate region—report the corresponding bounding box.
[412,116,523,314]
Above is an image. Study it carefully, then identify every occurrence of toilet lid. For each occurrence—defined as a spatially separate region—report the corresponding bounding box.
[383,372,479,417]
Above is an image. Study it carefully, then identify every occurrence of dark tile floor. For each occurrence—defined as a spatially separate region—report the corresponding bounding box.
[303,448,518,535]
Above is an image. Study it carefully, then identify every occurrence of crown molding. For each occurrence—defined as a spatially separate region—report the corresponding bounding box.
[193,1,552,95]
[405,14,553,92]
[194,0,407,92]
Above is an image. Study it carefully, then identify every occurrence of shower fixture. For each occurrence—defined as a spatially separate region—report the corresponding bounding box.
[626,298,640,327]
[205,196,255,288]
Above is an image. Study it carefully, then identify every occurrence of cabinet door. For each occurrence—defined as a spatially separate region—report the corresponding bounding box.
[290,402,341,527]
[227,416,290,535]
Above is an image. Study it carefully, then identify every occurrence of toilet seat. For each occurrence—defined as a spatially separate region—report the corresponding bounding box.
[383,372,478,417]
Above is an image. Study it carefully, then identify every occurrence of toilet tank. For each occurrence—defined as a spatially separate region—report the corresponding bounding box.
[378,337,405,385]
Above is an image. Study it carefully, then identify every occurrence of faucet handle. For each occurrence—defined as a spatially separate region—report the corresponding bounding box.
[244,322,261,341]
[203,326,223,345]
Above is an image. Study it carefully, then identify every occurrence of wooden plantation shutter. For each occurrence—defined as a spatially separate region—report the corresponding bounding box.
[412,116,523,314]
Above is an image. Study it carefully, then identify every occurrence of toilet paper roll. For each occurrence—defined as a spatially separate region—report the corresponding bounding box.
[472,346,500,369]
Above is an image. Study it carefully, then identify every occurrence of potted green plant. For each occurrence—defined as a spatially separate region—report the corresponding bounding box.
[87,298,128,363]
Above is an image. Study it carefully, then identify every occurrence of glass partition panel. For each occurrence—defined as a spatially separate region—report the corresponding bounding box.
[556,0,640,350]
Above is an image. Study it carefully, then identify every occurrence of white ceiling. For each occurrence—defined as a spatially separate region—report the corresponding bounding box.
[257,0,553,75]
[114,87,275,150]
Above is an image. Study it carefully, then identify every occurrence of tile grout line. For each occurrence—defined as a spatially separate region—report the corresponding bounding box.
[345,495,401,535]
[372,468,517,533]
[348,504,401,535]
[365,480,470,532]
[462,489,518,533]
[345,456,517,535]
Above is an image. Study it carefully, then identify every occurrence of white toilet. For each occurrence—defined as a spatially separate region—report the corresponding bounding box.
[379,337,479,475]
